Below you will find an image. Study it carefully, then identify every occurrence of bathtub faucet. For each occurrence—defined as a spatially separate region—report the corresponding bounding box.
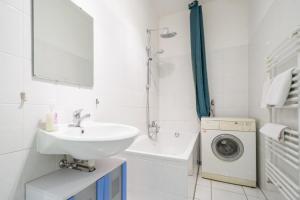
[149,121,160,138]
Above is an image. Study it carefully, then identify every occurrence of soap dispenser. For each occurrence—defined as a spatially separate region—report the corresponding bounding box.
[45,104,57,132]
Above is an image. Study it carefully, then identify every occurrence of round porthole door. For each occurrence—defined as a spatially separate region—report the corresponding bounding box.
[211,134,244,162]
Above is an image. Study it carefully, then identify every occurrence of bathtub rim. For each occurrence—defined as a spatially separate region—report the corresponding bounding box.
[124,132,199,162]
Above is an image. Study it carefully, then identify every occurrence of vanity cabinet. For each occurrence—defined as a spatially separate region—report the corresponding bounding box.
[26,159,126,200]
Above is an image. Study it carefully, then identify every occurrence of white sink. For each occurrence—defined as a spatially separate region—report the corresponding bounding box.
[37,121,139,160]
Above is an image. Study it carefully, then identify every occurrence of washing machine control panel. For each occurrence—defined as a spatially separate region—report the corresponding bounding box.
[220,121,255,132]
[201,118,256,132]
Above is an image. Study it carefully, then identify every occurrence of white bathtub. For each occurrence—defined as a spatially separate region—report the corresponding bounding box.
[119,132,199,200]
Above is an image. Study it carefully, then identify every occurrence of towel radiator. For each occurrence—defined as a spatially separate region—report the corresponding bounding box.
[264,27,300,200]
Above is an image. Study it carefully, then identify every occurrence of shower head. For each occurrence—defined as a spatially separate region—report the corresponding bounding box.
[160,27,177,38]
[160,31,177,38]
[147,27,177,39]
[146,27,175,58]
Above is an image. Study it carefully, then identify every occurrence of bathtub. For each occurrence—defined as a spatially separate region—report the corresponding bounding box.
[118,132,199,200]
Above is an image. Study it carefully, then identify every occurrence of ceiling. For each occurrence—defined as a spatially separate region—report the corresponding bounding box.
[153,0,212,17]
[152,0,192,17]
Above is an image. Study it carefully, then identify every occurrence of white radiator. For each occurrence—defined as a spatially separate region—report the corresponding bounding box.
[264,27,300,200]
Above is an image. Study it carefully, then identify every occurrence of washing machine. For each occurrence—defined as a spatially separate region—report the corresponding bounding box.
[201,118,256,187]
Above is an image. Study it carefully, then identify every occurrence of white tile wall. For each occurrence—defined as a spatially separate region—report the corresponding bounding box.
[248,0,300,200]
[0,1,23,57]
[0,105,23,154]
[0,53,23,104]
[203,0,249,117]
[207,45,249,117]
[158,11,200,136]
[202,0,248,52]
[0,0,159,199]
[157,0,249,138]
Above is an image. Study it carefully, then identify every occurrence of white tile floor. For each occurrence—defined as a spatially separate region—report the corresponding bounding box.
[194,175,267,200]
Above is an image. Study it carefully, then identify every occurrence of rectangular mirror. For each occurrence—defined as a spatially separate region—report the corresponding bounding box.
[33,0,94,87]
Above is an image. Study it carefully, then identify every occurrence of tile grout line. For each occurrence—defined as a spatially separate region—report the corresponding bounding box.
[193,165,200,200]
[210,179,212,200]
[242,187,249,200]
[211,180,251,196]
[0,147,33,156]
[260,188,269,200]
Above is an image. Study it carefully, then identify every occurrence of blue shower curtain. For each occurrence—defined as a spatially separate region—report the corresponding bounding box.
[189,1,210,119]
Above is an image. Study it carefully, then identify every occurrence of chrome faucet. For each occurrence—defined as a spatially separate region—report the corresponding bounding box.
[69,109,91,127]
[149,120,160,138]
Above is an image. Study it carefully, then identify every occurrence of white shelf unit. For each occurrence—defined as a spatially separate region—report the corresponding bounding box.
[26,158,125,200]
[264,27,300,200]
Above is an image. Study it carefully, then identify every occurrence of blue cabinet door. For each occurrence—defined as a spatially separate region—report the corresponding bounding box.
[103,174,111,200]
[96,176,106,200]
[121,163,127,200]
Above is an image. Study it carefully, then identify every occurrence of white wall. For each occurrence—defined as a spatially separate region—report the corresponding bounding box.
[158,11,200,136]
[203,0,249,117]
[0,0,158,199]
[248,0,300,200]
[157,0,249,137]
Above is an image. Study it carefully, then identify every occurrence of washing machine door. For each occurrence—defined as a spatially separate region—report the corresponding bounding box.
[211,134,244,162]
